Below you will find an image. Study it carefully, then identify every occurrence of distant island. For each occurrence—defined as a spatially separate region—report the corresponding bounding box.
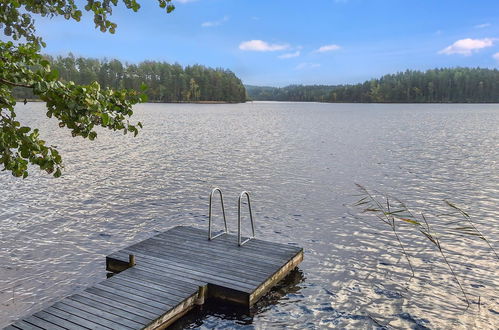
[13,54,247,103]
[246,68,499,103]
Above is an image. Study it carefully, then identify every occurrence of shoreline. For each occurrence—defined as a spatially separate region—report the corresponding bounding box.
[16,99,244,104]
[16,99,499,105]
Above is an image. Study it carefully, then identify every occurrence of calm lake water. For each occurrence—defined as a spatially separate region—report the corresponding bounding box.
[1,102,498,329]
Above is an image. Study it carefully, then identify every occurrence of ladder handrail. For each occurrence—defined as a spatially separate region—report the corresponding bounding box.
[208,188,228,240]
[238,191,255,246]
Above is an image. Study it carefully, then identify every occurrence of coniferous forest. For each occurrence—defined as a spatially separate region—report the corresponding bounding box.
[14,63,499,104]
[13,54,247,103]
[247,68,499,103]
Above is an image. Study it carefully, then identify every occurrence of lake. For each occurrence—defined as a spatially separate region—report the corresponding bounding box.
[1,102,498,329]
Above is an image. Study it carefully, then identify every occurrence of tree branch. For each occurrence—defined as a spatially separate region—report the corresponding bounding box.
[0,77,33,88]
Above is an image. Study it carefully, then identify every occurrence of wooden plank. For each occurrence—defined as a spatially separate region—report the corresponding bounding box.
[64,296,145,329]
[150,232,297,263]
[132,243,293,282]
[23,315,66,330]
[130,264,209,289]
[170,226,301,253]
[92,283,172,311]
[84,286,165,316]
[130,259,255,293]
[119,249,263,287]
[175,225,300,250]
[32,311,88,330]
[113,238,286,268]
[124,249,274,284]
[52,302,128,330]
[120,267,199,294]
[77,290,158,321]
[165,227,300,255]
[117,273,193,300]
[4,326,22,330]
[106,273,199,301]
[8,320,42,330]
[44,305,111,330]
[121,244,278,279]
[4,325,22,330]
[104,277,184,306]
[107,260,200,293]
[119,268,197,295]
[112,246,277,280]
[144,234,295,266]
[140,236,291,269]
[150,231,297,263]
[154,240,299,276]
[119,247,268,282]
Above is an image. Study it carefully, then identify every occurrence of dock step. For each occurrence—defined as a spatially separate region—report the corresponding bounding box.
[6,226,303,329]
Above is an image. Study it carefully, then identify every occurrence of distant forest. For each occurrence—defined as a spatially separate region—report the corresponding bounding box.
[15,64,499,104]
[14,54,247,103]
[246,68,499,103]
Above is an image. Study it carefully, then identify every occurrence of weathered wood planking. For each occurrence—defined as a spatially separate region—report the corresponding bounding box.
[6,226,303,329]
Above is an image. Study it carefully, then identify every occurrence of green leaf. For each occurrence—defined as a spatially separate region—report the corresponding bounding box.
[46,68,59,81]
[18,127,30,134]
[396,217,420,225]
[101,113,110,126]
[88,131,97,140]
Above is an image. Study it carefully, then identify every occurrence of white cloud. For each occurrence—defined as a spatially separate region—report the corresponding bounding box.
[201,16,229,27]
[314,44,341,53]
[493,52,499,60]
[475,23,491,29]
[438,38,495,55]
[278,51,300,59]
[295,62,321,70]
[239,40,289,52]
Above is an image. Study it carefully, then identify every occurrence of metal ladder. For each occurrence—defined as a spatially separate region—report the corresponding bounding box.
[208,188,228,240]
[207,188,256,246]
[237,191,255,246]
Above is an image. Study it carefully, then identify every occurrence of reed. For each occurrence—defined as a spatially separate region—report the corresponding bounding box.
[353,184,498,308]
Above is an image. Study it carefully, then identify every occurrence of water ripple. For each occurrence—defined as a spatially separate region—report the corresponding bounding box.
[1,102,498,329]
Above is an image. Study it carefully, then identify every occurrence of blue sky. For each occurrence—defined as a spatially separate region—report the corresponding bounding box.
[34,0,499,86]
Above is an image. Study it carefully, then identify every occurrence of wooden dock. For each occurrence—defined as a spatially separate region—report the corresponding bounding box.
[5,226,303,329]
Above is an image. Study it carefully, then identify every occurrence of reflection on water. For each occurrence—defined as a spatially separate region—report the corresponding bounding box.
[0,102,498,329]
[171,269,306,329]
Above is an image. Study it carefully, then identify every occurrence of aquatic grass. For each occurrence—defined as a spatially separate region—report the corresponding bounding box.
[353,184,415,277]
[353,184,498,308]
[440,200,498,260]
[418,212,469,308]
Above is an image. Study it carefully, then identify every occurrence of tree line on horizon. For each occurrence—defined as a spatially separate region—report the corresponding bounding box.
[246,68,499,103]
[13,54,247,103]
